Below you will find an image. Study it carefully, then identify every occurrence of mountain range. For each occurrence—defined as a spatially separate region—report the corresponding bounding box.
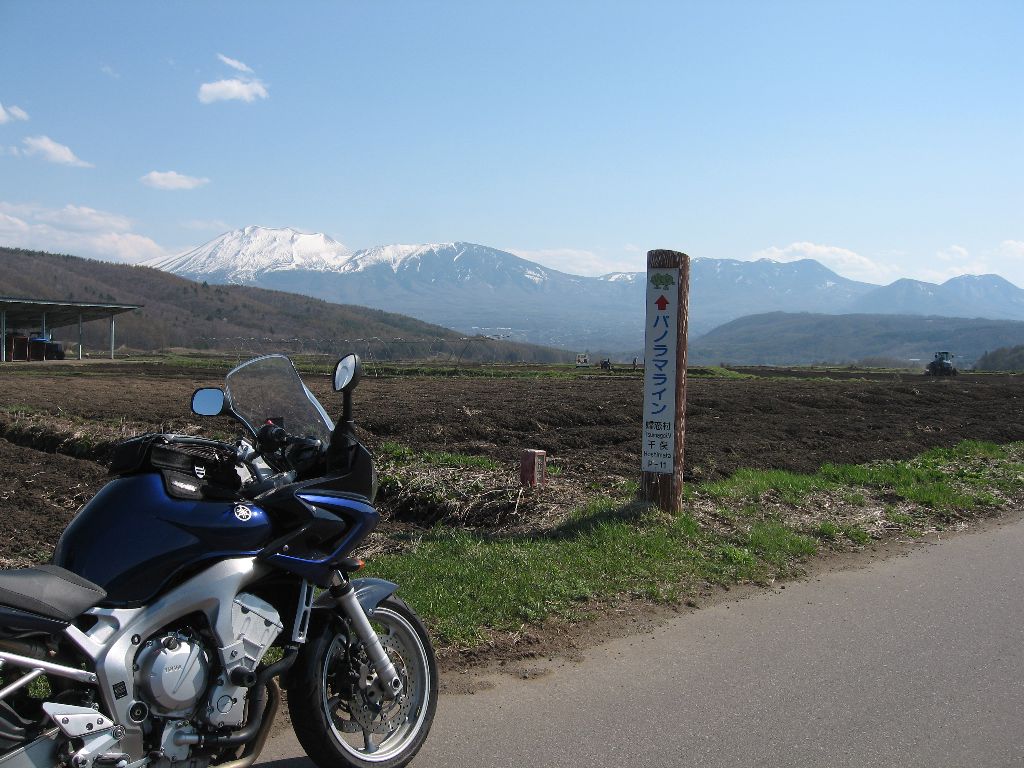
[145,226,1024,353]
[0,246,570,363]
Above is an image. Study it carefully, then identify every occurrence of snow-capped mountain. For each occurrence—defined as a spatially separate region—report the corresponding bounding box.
[851,274,1024,319]
[333,242,580,288]
[147,226,1024,352]
[145,226,351,282]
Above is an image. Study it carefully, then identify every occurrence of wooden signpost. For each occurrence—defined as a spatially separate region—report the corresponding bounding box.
[640,249,690,514]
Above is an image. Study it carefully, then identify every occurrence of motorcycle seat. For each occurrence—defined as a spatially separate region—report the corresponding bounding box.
[0,565,107,622]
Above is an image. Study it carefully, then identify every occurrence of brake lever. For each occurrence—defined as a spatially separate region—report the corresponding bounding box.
[235,439,258,463]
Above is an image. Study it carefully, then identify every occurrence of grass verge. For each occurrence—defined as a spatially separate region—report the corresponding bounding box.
[367,440,1024,647]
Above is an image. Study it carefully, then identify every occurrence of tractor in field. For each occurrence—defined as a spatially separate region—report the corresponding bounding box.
[925,351,957,376]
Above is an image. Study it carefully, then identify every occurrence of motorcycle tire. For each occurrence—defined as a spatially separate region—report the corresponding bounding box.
[289,596,438,768]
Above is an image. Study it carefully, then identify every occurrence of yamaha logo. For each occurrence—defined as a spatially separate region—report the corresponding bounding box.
[234,505,253,522]
[194,465,207,480]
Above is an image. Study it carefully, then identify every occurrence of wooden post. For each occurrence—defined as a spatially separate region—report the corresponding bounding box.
[78,314,83,360]
[640,249,690,513]
[1,311,5,363]
[110,315,115,360]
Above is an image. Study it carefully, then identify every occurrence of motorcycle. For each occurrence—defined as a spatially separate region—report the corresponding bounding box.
[0,354,437,768]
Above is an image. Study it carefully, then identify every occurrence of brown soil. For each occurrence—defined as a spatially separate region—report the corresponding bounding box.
[2,363,1023,560]
[0,439,107,566]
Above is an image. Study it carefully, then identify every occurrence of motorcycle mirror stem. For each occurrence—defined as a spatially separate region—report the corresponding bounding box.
[325,354,361,471]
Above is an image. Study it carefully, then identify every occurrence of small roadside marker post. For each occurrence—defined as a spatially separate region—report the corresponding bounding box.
[521,449,546,488]
[640,249,690,514]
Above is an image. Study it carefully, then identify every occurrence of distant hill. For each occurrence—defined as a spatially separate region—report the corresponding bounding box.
[690,312,1024,366]
[849,275,1024,320]
[143,226,1024,353]
[0,247,572,363]
[146,227,884,349]
[976,345,1024,372]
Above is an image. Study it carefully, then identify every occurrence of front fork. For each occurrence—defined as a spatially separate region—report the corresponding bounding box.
[328,572,404,701]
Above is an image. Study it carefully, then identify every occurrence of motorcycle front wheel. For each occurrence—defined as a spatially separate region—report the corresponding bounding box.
[289,596,438,768]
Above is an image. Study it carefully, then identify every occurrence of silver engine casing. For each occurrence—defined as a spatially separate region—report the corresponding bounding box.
[203,593,282,728]
[136,632,210,717]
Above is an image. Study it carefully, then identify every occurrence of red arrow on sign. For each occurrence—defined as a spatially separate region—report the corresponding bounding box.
[655,295,670,311]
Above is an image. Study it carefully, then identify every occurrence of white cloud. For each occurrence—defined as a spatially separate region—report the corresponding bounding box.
[0,201,167,263]
[751,241,894,284]
[21,135,92,167]
[100,65,119,79]
[510,247,644,276]
[748,240,1024,288]
[936,244,970,263]
[997,240,1024,259]
[90,232,168,263]
[198,78,268,103]
[199,53,267,104]
[0,102,29,123]
[32,203,132,232]
[140,170,210,190]
[217,53,253,74]
[914,242,1024,286]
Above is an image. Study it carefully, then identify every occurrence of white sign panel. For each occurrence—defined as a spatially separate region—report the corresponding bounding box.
[642,268,679,474]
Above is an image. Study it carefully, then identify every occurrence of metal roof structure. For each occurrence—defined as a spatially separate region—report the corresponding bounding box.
[1,296,142,362]
[0,296,140,329]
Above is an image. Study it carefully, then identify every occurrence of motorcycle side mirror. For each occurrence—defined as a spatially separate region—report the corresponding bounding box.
[333,354,362,393]
[191,387,227,416]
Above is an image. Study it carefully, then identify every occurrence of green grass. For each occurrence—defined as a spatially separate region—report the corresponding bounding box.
[698,440,1020,512]
[378,441,500,470]
[699,468,832,505]
[689,365,754,380]
[369,498,810,645]
[747,522,817,563]
[0,404,50,416]
[367,440,1023,646]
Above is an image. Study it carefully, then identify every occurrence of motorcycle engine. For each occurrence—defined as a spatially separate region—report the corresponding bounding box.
[136,631,210,717]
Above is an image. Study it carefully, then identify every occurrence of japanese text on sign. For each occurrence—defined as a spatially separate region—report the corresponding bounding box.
[642,268,679,474]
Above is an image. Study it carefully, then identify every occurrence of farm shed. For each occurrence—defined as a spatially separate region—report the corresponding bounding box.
[0,297,141,362]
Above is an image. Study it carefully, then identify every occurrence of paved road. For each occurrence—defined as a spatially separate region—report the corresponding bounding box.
[259,518,1024,768]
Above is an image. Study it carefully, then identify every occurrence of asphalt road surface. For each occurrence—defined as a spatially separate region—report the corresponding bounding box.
[259,517,1024,768]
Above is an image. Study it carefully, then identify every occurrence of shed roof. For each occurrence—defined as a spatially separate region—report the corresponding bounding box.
[0,297,141,330]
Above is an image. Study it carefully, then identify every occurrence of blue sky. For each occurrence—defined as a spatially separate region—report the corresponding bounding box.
[1,1,1021,284]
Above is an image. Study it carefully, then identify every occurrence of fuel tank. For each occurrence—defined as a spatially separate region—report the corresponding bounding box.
[53,473,272,606]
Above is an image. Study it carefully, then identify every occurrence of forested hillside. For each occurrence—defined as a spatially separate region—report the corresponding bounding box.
[975,346,1024,371]
[0,247,571,362]
[691,312,1024,366]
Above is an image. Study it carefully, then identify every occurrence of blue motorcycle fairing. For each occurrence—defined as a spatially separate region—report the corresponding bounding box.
[53,473,272,606]
[259,492,379,585]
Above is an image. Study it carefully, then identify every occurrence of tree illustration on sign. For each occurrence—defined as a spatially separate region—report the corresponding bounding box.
[650,273,675,289]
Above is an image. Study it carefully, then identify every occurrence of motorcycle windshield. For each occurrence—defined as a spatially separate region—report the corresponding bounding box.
[224,354,334,443]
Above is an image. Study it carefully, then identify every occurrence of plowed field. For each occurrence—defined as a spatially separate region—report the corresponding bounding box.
[2,361,1022,562]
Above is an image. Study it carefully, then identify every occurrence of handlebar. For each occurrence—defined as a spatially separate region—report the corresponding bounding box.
[257,422,322,451]
[242,470,297,499]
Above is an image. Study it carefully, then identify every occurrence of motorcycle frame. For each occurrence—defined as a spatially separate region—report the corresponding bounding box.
[0,558,398,768]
